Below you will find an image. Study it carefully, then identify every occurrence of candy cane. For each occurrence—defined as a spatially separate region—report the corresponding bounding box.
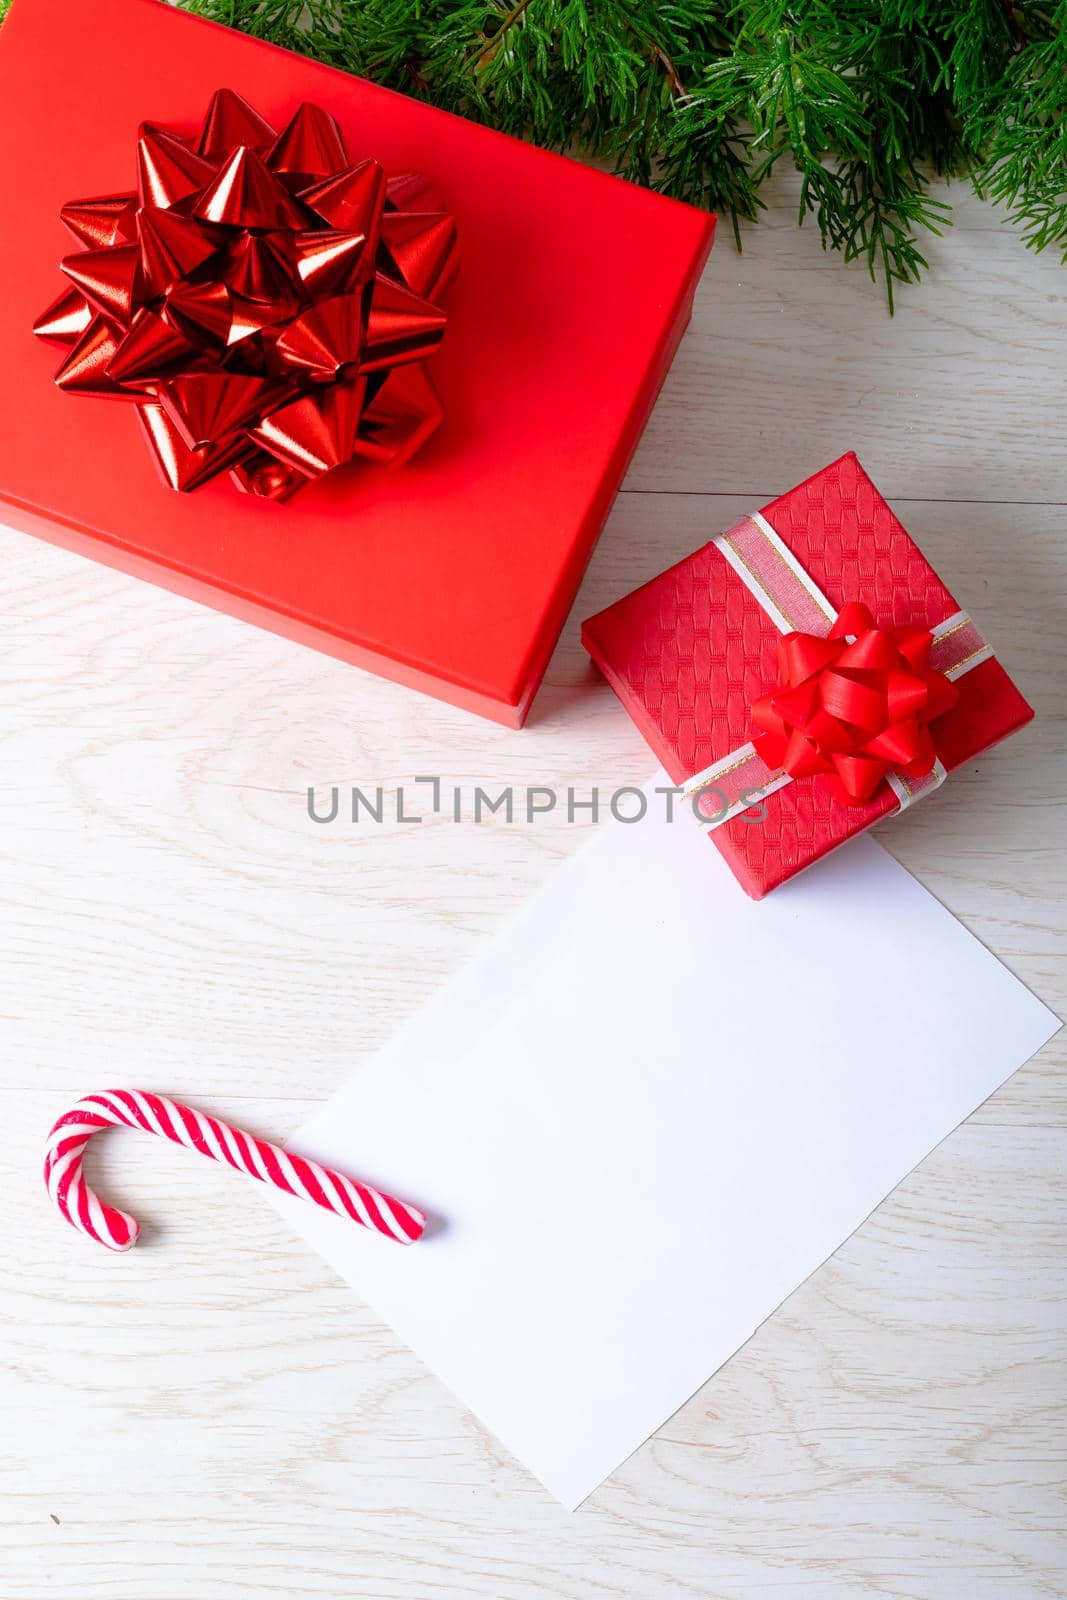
[44,1089,425,1252]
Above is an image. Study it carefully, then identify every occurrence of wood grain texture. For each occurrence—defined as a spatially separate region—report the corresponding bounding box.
[1,170,1065,1599]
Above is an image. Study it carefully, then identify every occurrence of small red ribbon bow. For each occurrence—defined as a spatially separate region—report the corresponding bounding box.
[750,601,959,805]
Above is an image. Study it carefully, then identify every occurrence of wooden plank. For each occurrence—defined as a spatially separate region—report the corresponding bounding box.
[628,184,1067,505]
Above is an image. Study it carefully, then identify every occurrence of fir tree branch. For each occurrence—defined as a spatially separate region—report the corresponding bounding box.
[968,0,1067,260]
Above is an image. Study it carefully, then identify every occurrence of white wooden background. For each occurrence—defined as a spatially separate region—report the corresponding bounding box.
[2,174,1065,1599]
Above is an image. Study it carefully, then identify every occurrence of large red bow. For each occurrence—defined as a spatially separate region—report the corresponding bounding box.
[750,601,959,805]
[33,89,457,502]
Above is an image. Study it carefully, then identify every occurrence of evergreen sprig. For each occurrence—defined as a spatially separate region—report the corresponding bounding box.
[17,0,1067,306]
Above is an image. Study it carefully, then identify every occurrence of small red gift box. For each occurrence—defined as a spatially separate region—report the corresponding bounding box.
[0,0,714,727]
[582,453,1034,897]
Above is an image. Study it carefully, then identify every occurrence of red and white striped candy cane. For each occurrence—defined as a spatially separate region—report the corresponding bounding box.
[44,1089,425,1252]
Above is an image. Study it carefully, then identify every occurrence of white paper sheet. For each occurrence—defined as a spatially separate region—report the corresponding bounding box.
[271,789,1059,1508]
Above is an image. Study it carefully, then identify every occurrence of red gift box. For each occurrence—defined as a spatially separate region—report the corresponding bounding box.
[582,453,1034,897]
[0,0,714,727]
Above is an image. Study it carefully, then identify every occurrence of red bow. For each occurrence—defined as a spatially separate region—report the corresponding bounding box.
[34,89,457,503]
[750,601,958,805]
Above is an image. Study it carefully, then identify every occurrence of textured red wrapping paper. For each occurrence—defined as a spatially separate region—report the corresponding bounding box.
[0,0,714,727]
[582,453,1034,897]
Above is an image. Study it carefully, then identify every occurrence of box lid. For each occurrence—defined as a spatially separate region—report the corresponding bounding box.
[0,0,714,724]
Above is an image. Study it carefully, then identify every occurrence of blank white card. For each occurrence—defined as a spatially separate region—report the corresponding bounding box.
[272,787,1059,1507]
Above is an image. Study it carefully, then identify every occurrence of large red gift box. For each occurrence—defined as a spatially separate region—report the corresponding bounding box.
[0,0,714,727]
[582,453,1034,897]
